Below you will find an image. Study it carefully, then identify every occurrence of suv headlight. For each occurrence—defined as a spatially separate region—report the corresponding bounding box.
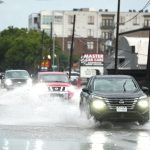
[92,100,106,110]
[5,79,12,86]
[137,96,149,109]
[91,95,106,110]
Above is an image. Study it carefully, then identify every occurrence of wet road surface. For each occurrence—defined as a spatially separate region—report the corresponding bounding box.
[0,87,150,150]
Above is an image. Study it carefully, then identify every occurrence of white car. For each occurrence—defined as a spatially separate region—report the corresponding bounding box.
[1,70,32,90]
[65,71,80,85]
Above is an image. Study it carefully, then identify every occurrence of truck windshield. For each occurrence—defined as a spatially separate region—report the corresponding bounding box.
[38,74,69,83]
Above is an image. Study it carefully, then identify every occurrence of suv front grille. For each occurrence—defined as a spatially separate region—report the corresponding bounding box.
[48,86,65,91]
[105,98,137,110]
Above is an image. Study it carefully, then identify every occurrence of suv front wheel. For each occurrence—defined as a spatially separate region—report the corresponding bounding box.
[138,111,149,125]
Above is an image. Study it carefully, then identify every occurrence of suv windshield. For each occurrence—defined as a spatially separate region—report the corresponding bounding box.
[38,74,69,83]
[5,70,30,79]
[94,78,138,93]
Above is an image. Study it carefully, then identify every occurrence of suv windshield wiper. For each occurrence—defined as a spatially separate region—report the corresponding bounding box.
[123,80,127,92]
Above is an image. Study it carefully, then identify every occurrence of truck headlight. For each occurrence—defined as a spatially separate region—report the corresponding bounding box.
[5,79,12,86]
[137,96,149,108]
[27,78,32,86]
[92,100,106,110]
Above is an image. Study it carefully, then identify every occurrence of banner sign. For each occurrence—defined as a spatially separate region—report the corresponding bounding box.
[80,53,104,66]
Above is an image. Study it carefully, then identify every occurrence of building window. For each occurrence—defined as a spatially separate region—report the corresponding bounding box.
[87,29,94,37]
[29,17,32,25]
[119,16,125,25]
[87,42,94,50]
[68,15,74,24]
[67,41,71,50]
[102,32,112,40]
[42,15,52,25]
[119,58,125,65]
[133,17,139,25]
[54,16,63,24]
[34,17,38,23]
[88,16,94,25]
[102,19,110,26]
[120,29,125,33]
[68,29,73,36]
[101,19,114,27]
[144,18,150,27]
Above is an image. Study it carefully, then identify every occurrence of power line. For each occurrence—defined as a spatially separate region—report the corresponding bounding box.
[122,0,150,24]
[142,0,150,9]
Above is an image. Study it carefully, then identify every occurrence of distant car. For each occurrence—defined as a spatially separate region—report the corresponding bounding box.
[0,72,4,87]
[0,72,4,77]
[36,72,74,100]
[1,69,32,90]
[80,75,149,124]
[65,71,80,85]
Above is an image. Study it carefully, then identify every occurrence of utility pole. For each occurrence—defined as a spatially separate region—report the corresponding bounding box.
[114,0,120,74]
[52,34,55,68]
[50,22,53,52]
[39,30,45,71]
[50,22,53,70]
[69,15,76,79]
[41,29,44,57]
[147,29,150,93]
[50,21,56,71]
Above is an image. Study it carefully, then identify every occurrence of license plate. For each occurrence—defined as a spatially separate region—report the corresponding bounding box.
[116,106,127,112]
[50,93,68,98]
[51,93,63,97]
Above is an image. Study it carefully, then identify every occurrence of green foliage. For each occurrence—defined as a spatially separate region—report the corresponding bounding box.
[0,26,78,73]
[0,27,65,72]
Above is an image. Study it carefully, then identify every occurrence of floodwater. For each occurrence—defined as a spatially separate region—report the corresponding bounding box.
[0,86,150,150]
[0,85,90,126]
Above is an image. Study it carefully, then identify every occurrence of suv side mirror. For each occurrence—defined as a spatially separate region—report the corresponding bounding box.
[82,87,89,93]
[142,86,149,93]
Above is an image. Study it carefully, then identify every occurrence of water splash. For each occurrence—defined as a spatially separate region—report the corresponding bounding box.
[0,86,94,128]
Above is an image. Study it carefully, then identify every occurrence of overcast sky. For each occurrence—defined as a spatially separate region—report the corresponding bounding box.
[0,0,149,31]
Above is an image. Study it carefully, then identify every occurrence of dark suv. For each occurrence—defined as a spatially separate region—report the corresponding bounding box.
[1,70,32,90]
[80,75,149,124]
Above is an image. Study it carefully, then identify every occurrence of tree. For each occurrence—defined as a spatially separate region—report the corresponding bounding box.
[0,27,76,73]
[0,27,55,72]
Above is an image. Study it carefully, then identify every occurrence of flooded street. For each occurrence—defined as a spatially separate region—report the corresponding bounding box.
[0,87,150,150]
